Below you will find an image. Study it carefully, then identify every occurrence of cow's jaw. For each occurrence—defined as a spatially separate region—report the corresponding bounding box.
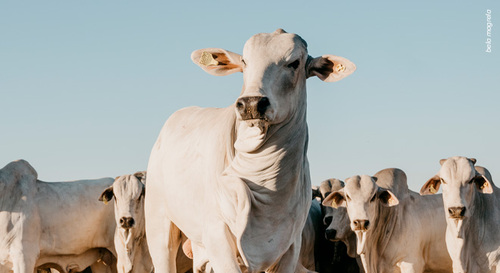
[448,217,465,238]
[355,230,368,255]
[234,119,270,152]
[120,228,134,251]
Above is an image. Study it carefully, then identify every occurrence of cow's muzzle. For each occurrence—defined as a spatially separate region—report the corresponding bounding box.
[236,96,270,120]
[120,217,135,229]
[448,206,466,219]
[353,219,370,231]
[325,228,337,241]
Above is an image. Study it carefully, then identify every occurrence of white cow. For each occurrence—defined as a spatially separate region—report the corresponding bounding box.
[0,159,117,273]
[145,29,356,273]
[98,172,193,273]
[421,156,500,273]
[323,168,452,273]
[316,179,361,273]
[99,172,153,273]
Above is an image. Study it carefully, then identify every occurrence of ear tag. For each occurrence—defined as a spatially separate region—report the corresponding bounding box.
[103,199,108,205]
[199,52,219,66]
[331,200,339,209]
[429,185,437,194]
[336,63,346,72]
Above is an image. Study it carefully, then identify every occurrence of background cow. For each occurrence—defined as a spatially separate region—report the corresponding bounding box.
[421,157,500,273]
[323,168,452,273]
[315,179,360,273]
[0,159,117,273]
[145,29,356,273]
[99,172,193,273]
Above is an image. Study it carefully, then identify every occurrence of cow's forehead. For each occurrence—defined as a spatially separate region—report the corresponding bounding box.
[344,175,377,199]
[113,175,143,199]
[440,157,475,185]
[243,31,308,62]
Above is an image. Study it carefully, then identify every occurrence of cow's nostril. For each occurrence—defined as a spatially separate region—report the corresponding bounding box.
[120,218,125,225]
[257,97,270,114]
[364,220,370,229]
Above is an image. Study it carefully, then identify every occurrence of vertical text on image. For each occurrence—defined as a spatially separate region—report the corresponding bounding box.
[486,9,493,53]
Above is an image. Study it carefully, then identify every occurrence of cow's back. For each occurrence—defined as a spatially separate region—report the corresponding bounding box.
[36,178,115,255]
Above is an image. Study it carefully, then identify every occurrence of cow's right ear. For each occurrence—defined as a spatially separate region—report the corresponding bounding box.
[306,55,356,82]
[99,186,114,204]
[322,189,346,208]
[191,48,243,76]
[420,175,441,195]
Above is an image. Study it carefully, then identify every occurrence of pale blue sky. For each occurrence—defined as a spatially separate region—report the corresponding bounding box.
[1,1,498,191]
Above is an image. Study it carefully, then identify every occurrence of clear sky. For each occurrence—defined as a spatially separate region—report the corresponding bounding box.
[1,1,498,192]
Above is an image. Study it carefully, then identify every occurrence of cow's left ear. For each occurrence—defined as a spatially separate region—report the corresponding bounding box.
[306,55,356,82]
[378,188,399,207]
[322,189,346,208]
[472,174,493,194]
[191,48,243,76]
[99,186,114,204]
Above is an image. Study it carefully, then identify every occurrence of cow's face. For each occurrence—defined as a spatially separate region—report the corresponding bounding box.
[421,157,492,234]
[191,29,356,151]
[323,175,398,254]
[318,179,352,243]
[99,172,146,242]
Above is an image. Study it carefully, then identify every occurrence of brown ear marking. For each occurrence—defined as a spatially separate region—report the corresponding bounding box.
[469,158,477,165]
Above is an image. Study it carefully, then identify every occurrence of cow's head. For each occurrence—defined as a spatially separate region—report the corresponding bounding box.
[192,29,356,152]
[323,175,398,255]
[420,157,493,235]
[319,178,357,258]
[99,171,146,242]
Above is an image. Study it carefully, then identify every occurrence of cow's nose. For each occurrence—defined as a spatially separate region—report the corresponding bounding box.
[325,228,337,240]
[119,217,135,229]
[236,96,270,120]
[353,219,370,231]
[448,207,466,219]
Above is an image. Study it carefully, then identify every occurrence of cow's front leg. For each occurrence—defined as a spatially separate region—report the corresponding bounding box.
[204,220,241,273]
[265,238,301,273]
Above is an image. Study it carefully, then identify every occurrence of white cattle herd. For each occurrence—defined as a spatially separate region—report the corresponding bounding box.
[1,29,497,273]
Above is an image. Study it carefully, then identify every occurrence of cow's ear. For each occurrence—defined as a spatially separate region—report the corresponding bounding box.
[191,48,243,76]
[134,171,147,184]
[468,158,477,165]
[99,186,114,204]
[378,189,399,207]
[420,175,441,195]
[306,55,356,82]
[472,174,493,194]
[322,189,346,208]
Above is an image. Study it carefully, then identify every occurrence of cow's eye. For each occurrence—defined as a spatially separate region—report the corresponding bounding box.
[287,60,300,70]
[370,194,376,202]
[440,178,446,184]
[346,194,351,201]
[241,59,246,66]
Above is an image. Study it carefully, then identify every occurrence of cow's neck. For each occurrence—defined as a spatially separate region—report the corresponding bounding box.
[115,222,146,273]
[361,204,401,273]
[228,100,308,201]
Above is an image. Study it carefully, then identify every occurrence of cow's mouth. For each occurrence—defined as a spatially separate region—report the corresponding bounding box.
[355,230,367,255]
